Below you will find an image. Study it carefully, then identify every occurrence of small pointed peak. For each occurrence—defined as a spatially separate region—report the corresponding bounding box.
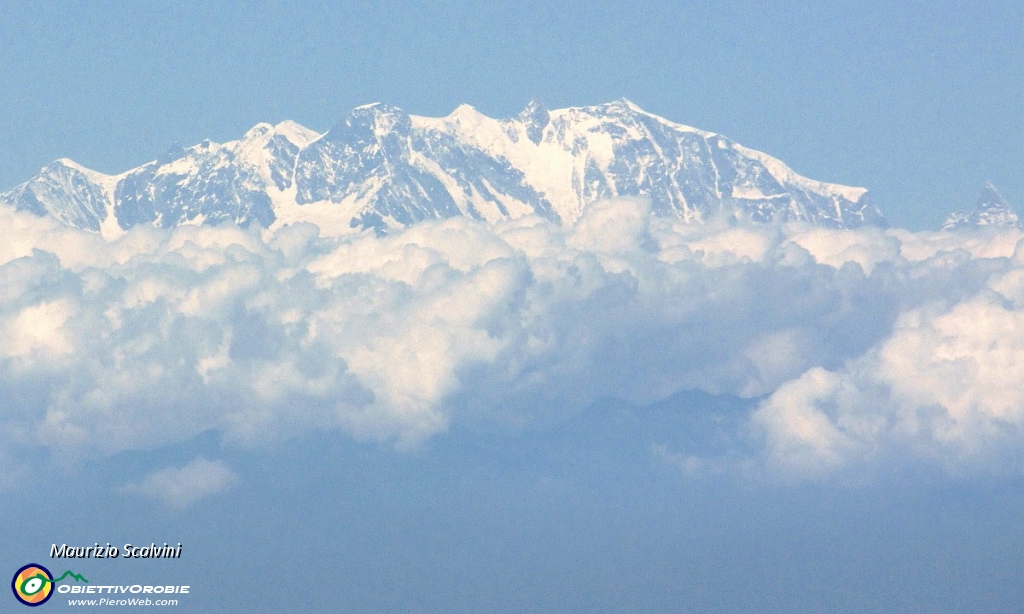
[974,182,1011,216]
[274,119,314,134]
[243,123,274,140]
[273,120,321,147]
[327,102,411,140]
[41,158,107,179]
[980,181,1002,196]
[585,98,647,119]
[447,103,485,122]
[517,98,549,119]
[942,182,1019,230]
[612,98,644,112]
[521,98,547,114]
[40,158,90,177]
[51,157,84,170]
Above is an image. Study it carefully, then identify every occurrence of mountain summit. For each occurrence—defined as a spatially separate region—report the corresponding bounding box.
[942,182,1020,230]
[1,101,884,235]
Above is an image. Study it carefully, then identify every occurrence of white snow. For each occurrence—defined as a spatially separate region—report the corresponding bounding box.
[11,101,876,235]
[734,144,868,203]
[274,120,322,147]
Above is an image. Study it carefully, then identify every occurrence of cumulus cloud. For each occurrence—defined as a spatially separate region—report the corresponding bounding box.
[749,231,1024,479]
[753,291,1024,480]
[2,199,1024,482]
[121,457,238,509]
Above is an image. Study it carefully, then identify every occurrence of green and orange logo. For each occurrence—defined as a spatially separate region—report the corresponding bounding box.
[11,564,87,607]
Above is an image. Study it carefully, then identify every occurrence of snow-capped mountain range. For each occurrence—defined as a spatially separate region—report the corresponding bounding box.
[1,100,886,236]
[942,183,1020,230]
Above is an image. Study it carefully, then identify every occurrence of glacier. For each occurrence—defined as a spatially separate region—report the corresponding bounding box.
[0,100,885,235]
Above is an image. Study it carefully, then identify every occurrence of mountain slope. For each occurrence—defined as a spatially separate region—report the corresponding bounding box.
[942,182,1020,230]
[1,100,884,235]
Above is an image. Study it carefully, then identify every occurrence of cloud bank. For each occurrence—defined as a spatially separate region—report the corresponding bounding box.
[2,199,1023,482]
[120,457,238,509]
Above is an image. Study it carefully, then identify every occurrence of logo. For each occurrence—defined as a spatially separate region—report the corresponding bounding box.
[11,564,88,607]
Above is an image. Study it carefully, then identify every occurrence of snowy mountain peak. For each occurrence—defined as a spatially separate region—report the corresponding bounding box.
[52,158,91,173]
[273,120,321,147]
[3,158,112,230]
[244,123,274,139]
[1,100,885,235]
[942,183,1019,230]
[609,97,644,113]
[519,98,547,117]
[346,102,411,137]
[976,182,1009,211]
[448,102,481,117]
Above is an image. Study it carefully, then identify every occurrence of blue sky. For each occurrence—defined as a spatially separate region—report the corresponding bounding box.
[4,3,1024,612]
[1,0,1021,229]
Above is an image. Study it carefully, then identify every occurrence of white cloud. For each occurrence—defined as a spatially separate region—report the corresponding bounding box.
[2,199,1024,482]
[2,299,75,357]
[121,457,238,509]
[753,288,1024,480]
